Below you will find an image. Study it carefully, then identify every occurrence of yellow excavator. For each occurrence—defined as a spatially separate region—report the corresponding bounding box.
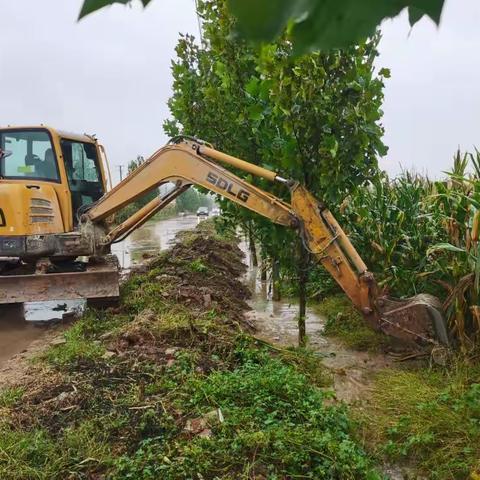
[0,126,448,347]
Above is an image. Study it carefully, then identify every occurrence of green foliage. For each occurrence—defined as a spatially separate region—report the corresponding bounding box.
[78,0,445,53]
[114,356,380,479]
[342,171,446,297]
[175,187,212,213]
[333,150,480,349]
[229,0,444,52]
[358,365,480,479]
[164,0,387,323]
[316,295,390,351]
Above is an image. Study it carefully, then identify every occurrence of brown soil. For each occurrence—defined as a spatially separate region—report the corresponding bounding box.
[0,324,68,389]
[131,226,252,326]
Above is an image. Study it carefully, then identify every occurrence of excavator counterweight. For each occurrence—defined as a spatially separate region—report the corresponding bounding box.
[0,127,448,347]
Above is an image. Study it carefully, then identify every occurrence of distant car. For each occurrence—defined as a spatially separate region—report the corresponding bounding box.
[196,207,209,217]
[211,207,221,217]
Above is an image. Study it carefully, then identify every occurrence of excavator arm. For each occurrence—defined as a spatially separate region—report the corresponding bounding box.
[82,138,448,347]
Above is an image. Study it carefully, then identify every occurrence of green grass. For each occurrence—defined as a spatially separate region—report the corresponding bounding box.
[355,363,480,479]
[188,258,209,273]
[315,294,390,352]
[114,351,378,480]
[0,421,112,480]
[0,387,24,408]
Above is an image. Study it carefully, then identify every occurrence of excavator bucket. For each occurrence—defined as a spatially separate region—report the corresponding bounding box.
[0,256,119,306]
[376,294,449,347]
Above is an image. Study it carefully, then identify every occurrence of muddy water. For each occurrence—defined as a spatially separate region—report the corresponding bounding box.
[111,215,201,269]
[240,239,392,403]
[0,304,47,365]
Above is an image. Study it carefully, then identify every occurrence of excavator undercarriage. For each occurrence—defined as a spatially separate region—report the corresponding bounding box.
[0,127,448,348]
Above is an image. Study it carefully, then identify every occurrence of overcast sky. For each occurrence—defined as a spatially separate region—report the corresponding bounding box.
[1,0,479,182]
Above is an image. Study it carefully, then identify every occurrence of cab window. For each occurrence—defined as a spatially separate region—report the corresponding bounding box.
[0,130,59,181]
[61,140,101,183]
[60,139,104,221]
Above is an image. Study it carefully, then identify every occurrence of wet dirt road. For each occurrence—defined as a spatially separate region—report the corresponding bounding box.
[0,304,47,365]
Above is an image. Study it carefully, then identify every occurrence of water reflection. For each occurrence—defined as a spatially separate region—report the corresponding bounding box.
[239,239,326,346]
[112,215,200,269]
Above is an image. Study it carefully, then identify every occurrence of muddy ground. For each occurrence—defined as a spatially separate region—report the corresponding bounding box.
[0,220,381,480]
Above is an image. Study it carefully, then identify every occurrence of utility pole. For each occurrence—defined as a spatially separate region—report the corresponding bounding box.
[118,165,124,182]
[194,0,204,46]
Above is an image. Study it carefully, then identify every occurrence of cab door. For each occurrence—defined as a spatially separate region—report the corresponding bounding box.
[60,139,105,225]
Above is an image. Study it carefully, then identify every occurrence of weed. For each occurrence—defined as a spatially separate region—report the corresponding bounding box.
[188,258,209,273]
[356,363,480,479]
[0,387,24,407]
[41,319,105,367]
[114,352,380,480]
[316,295,390,351]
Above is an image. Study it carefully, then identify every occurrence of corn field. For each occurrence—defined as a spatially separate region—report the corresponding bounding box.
[340,150,480,351]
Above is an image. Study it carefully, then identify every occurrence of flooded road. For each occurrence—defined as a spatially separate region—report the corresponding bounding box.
[111,215,201,269]
[240,239,392,403]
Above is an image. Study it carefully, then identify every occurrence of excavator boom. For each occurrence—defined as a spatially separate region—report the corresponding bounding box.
[82,137,448,347]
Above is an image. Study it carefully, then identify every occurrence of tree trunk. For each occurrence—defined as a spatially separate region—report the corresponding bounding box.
[298,242,309,347]
[272,259,281,301]
[260,260,267,282]
[248,230,258,267]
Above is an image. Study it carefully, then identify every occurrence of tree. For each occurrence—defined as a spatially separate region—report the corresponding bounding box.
[164,0,388,345]
[78,0,445,53]
[115,155,158,223]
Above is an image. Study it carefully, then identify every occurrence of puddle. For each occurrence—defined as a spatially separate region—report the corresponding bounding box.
[0,304,47,365]
[111,214,201,269]
[239,237,393,403]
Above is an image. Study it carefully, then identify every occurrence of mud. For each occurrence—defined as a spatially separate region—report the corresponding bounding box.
[133,221,251,325]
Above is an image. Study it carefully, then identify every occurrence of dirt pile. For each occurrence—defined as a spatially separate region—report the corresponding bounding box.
[0,221,379,480]
[123,221,252,325]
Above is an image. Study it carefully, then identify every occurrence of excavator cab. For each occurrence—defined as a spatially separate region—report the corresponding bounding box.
[0,126,109,244]
[0,126,117,306]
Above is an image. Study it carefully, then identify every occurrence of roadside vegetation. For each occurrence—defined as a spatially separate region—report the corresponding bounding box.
[356,363,480,479]
[0,222,380,479]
